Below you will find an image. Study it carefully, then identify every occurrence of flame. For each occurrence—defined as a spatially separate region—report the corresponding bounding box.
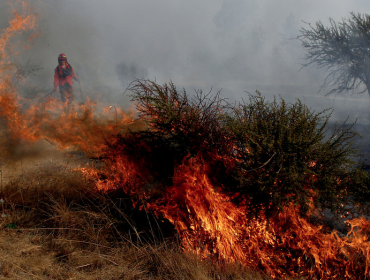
[0,0,38,58]
[1,2,370,279]
[146,155,370,279]
[0,1,137,158]
[0,90,137,158]
[148,156,273,263]
[81,147,370,278]
[80,151,149,193]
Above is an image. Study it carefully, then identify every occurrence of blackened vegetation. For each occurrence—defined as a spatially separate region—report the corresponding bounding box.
[109,79,370,220]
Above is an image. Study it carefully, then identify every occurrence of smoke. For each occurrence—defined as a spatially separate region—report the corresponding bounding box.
[115,62,148,89]
[2,0,370,122]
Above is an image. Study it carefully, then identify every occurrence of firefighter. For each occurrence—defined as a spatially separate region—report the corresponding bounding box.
[53,53,79,104]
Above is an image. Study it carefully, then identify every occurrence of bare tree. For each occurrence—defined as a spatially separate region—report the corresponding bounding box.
[299,13,370,97]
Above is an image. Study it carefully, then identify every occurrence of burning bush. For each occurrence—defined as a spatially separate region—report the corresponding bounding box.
[106,80,233,192]
[112,80,369,219]
[1,2,370,276]
[87,79,370,279]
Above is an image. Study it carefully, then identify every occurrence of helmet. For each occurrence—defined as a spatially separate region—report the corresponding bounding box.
[58,53,67,61]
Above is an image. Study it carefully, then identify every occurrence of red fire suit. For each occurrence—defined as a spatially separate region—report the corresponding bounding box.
[54,63,78,104]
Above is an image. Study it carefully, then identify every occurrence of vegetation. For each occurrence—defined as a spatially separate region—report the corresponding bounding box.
[1,79,370,278]
[223,93,368,217]
[299,13,370,96]
[112,80,370,220]
[0,165,271,280]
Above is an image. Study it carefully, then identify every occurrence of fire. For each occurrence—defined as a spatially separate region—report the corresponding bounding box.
[142,155,370,279]
[0,90,137,158]
[0,1,137,158]
[81,144,370,278]
[0,0,38,58]
[148,156,273,264]
[1,1,370,279]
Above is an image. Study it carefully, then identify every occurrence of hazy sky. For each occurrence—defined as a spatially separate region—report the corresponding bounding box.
[3,0,370,122]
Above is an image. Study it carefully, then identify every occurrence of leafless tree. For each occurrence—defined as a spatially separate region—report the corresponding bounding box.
[299,13,370,97]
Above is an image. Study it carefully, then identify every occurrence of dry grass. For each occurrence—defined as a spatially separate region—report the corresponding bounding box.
[0,232,271,279]
[0,157,273,280]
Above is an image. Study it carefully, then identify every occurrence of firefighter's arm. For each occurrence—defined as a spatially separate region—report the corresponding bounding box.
[53,68,59,92]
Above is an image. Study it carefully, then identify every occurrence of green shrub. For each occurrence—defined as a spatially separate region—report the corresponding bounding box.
[223,92,364,217]
[112,80,370,219]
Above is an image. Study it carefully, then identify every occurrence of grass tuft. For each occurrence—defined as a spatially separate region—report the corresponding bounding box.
[0,162,273,279]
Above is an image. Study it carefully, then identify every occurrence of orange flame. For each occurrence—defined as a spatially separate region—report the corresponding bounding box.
[145,155,370,279]
[0,0,38,58]
[0,1,137,158]
[1,2,370,279]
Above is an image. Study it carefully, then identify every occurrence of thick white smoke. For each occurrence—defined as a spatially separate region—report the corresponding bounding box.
[2,0,370,123]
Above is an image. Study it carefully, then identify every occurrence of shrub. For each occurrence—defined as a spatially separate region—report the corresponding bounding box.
[223,92,364,217]
[112,80,369,219]
[112,80,232,191]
